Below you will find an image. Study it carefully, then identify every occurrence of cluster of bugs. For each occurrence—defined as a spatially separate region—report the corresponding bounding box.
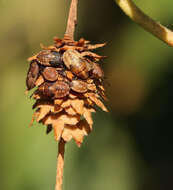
[26,48,104,100]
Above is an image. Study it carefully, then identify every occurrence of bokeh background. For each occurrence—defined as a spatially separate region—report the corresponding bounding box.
[1,0,173,189]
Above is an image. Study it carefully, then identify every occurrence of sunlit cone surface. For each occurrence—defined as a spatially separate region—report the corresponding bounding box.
[26,35,108,147]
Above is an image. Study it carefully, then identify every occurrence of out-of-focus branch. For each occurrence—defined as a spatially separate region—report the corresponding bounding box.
[115,0,173,47]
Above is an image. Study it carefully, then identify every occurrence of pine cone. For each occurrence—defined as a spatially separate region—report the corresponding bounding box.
[26,35,108,147]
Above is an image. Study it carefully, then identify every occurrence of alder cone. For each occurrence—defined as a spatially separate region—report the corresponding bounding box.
[26,35,108,147]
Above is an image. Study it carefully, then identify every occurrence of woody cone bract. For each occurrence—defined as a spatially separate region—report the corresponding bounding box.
[26,35,108,147]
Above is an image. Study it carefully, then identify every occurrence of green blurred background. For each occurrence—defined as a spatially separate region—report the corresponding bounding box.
[1,0,173,189]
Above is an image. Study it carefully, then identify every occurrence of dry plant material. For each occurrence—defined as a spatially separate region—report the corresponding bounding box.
[25,0,108,190]
[26,35,108,146]
[26,36,108,190]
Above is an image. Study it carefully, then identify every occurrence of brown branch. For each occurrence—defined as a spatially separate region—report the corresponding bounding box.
[65,0,78,40]
[55,138,66,190]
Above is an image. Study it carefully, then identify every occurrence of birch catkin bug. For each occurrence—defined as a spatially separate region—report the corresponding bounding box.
[42,67,59,81]
[91,62,104,79]
[38,81,70,99]
[70,80,88,93]
[37,50,63,67]
[63,49,92,79]
[38,78,92,99]
[63,49,104,79]
[26,61,40,90]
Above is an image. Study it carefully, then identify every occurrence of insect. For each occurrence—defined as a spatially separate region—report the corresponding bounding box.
[37,50,63,67]
[91,62,104,79]
[62,49,92,79]
[42,67,59,81]
[26,61,40,90]
[37,78,95,99]
[38,81,70,99]
[63,49,104,79]
[70,80,88,93]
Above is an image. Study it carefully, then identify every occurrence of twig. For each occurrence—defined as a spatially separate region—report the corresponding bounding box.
[55,1,79,189]
[55,138,66,190]
[65,0,78,40]
[115,0,173,47]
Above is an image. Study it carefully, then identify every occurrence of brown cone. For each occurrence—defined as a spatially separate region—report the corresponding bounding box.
[26,36,108,146]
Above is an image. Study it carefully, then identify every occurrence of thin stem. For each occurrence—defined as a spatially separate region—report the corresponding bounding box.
[55,138,66,190]
[65,0,78,40]
[54,1,79,189]
[115,0,173,47]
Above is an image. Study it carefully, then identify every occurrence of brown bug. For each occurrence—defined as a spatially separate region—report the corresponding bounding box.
[37,50,63,67]
[42,67,59,82]
[26,61,40,90]
[38,78,93,99]
[62,49,92,79]
[38,81,70,99]
[91,62,104,79]
[70,80,88,93]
